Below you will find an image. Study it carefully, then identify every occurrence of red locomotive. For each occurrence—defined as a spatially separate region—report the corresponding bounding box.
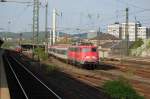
[48,45,99,68]
[68,46,99,65]
[15,46,22,53]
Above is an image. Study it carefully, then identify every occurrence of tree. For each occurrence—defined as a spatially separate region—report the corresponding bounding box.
[34,48,48,61]
[129,38,144,49]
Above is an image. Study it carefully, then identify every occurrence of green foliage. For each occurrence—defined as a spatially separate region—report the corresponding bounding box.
[147,40,150,49]
[130,38,144,49]
[34,48,48,61]
[46,64,58,73]
[2,43,10,48]
[2,42,14,48]
[57,38,73,44]
[103,78,144,99]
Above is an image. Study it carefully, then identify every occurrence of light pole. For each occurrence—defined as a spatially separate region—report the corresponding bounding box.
[125,8,129,56]
[6,20,11,41]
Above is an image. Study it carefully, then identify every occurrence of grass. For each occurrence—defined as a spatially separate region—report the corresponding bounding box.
[44,64,58,74]
[102,78,144,99]
[34,48,48,61]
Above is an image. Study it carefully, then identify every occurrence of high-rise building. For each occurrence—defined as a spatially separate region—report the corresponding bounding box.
[107,22,121,39]
[148,28,150,38]
[137,27,149,39]
[107,22,150,41]
[121,22,141,41]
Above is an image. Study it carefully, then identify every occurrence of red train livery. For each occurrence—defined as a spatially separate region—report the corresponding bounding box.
[15,46,22,53]
[68,46,99,65]
[48,45,99,68]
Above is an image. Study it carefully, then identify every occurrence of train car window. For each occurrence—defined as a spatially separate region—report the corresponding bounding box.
[69,48,73,51]
[57,49,60,54]
[74,48,78,52]
[62,50,67,55]
[54,49,56,53]
[92,48,97,52]
[72,48,74,51]
[82,48,90,52]
[69,47,76,52]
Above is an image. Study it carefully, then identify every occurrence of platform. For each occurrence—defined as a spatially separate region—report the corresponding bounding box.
[0,49,10,99]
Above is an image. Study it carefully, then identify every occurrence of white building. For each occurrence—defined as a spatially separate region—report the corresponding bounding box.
[137,27,149,39]
[121,22,141,41]
[107,22,121,39]
[108,22,150,41]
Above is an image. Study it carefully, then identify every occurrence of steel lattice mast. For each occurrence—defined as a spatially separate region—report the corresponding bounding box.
[32,0,39,59]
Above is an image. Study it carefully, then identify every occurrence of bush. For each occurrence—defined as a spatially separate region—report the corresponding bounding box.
[34,48,48,61]
[130,38,144,49]
[147,40,150,49]
[45,64,58,74]
[103,78,144,99]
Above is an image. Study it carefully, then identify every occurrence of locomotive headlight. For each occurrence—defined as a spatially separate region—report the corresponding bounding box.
[92,56,96,59]
[85,56,90,59]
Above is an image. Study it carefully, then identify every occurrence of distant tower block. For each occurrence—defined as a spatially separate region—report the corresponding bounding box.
[52,8,56,45]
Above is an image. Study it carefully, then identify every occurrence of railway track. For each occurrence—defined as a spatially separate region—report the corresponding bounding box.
[46,57,150,99]
[21,52,150,98]
[3,52,62,99]
[5,50,110,99]
[102,60,150,79]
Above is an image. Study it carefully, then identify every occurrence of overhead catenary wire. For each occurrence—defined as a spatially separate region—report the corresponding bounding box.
[1,0,33,4]
[117,0,150,10]
[11,5,32,28]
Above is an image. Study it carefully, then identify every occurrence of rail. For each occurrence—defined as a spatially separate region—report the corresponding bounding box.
[4,54,62,99]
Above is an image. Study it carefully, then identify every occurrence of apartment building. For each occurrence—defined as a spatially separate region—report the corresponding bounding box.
[108,22,149,41]
[107,22,121,39]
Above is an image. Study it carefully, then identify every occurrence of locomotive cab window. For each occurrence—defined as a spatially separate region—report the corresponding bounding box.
[82,48,90,52]
[92,48,97,52]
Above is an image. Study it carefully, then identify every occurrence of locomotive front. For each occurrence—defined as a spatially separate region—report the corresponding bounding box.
[80,46,99,65]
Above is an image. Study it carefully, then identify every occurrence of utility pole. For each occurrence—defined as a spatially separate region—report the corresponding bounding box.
[19,33,22,46]
[97,27,101,47]
[49,29,52,45]
[33,0,39,59]
[45,0,48,54]
[125,8,129,56]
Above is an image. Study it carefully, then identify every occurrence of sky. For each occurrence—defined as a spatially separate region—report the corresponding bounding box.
[0,0,150,33]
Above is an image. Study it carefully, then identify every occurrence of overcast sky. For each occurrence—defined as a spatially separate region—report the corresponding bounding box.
[0,0,150,33]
